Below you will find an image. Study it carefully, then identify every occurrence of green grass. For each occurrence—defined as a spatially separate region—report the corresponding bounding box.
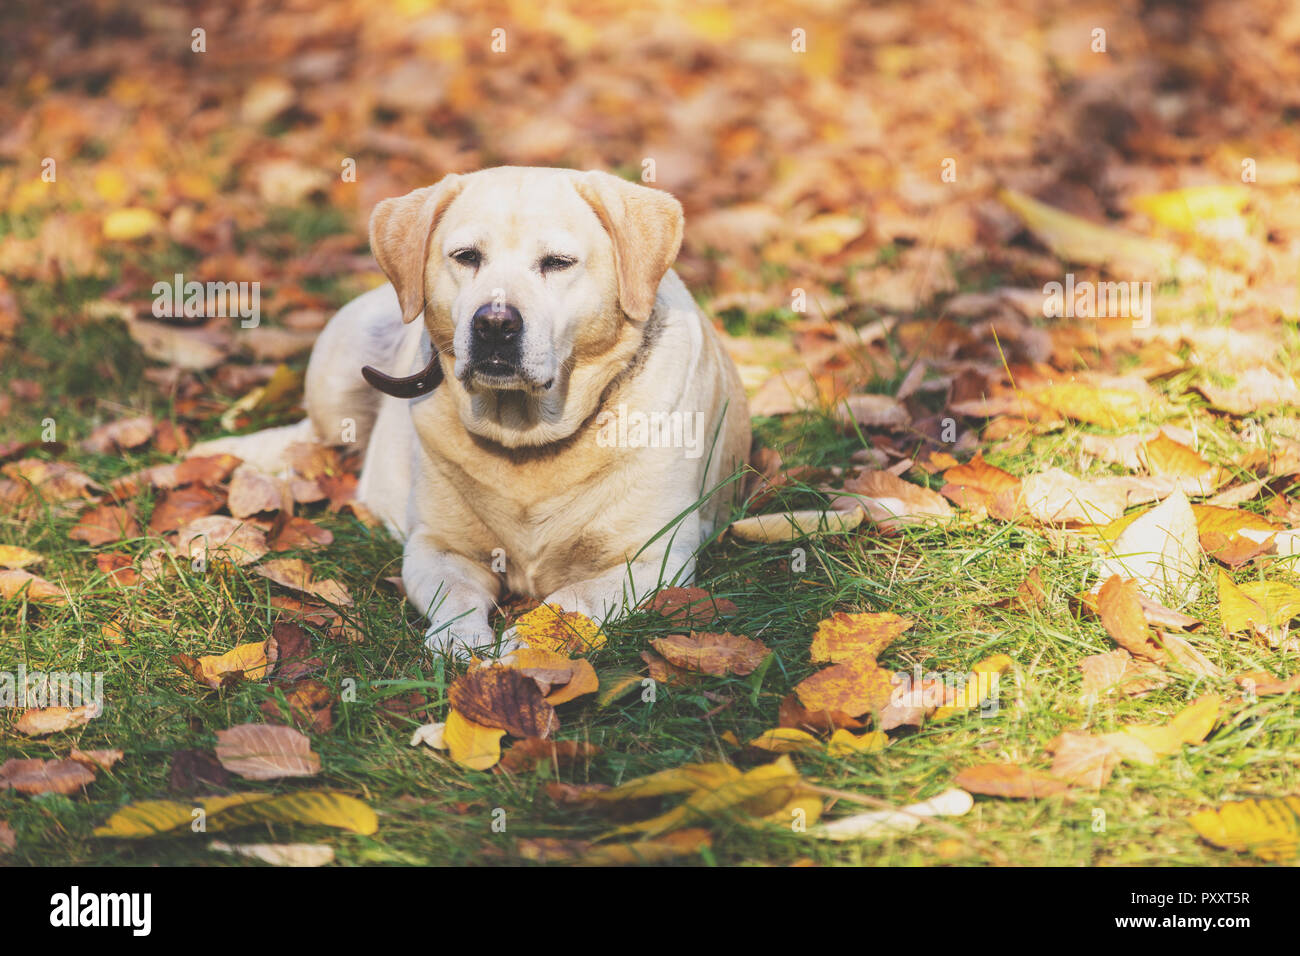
[1,273,1298,867]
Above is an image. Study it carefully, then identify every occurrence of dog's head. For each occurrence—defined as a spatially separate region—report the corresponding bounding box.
[369,167,683,445]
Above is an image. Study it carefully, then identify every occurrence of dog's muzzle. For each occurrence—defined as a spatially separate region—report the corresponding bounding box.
[467,302,524,380]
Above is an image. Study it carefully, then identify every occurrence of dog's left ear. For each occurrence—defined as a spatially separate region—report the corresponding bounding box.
[369,174,464,324]
[575,171,684,322]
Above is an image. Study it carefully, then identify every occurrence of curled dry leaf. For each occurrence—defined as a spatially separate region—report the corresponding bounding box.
[69,504,141,546]
[448,666,557,739]
[503,647,598,705]
[835,470,951,532]
[729,506,865,542]
[228,463,285,518]
[81,415,154,454]
[255,558,352,606]
[499,737,599,773]
[13,703,101,736]
[642,586,738,625]
[70,748,123,772]
[0,568,67,604]
[0,757,96,795]
[409,722,446,750]
[210,840,334,867]
[1097,575,1164,663]
[650,631,769,676]
[214,723,321,780]
[173,640,276,690]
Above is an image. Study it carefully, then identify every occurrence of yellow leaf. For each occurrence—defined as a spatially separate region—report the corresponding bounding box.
[102,207,161,240]
[512,604,607,654]
[443,709,505,771]
[593,762,741,803]
[1188,796,1300,861]
[570,828,713,866]
[998,187,1187,279]
[932,655,1013,720]
[1123,695,1221,756]
[827,729,888,755]
[0,546,43,569]
[603,757,801,840]
[1131,185,1250,235]
[94,790,378,838]
[1218,569,1300,637]
[809,612,913,664]
[92,169,129,204]
[1029,383,1146,428]
[748,727,822,753]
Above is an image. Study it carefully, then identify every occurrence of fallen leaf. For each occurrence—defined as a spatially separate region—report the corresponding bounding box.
[1188,797,1300,861]
[443,708,506,771]
[512,604,605,654]
[0,757,96,795]
[1218,569,1300,643]
[0,545,43,569]
[650,631,769,676]
[814,787,973,840]
[1095,488,1200,605]
[642,587,738,625]
[174,640,275,690]
[0,568,67,604]
[448,667,557,739]
[499,737,599,773]
[214,723,320,780]
[809,611,912,663]
[729,506,865,542]
[13,703,101,736]
[95,790,377,837]
[795,656,895,718]
[210,840,334,867]
[954,763,1069,799]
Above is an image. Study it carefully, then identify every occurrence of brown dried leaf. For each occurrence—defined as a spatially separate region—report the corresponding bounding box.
[448,667,558,738]
[650,631,769,676]
[214,723,321,780]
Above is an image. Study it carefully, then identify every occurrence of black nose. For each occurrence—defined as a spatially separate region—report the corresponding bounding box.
[471,303,523,348]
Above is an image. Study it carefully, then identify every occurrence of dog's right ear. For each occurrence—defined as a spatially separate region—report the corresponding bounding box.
[369,174,464,324]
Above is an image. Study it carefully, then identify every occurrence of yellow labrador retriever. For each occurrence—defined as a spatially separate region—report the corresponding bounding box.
[192,167,751,655]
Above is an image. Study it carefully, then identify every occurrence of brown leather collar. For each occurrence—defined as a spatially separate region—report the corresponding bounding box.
[360,353,443,398]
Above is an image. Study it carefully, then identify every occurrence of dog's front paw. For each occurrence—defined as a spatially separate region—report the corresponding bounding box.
[423,614,497,660]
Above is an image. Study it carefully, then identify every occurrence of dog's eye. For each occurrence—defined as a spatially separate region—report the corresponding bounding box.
[539,255,576,274]
[451,249,481,268]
